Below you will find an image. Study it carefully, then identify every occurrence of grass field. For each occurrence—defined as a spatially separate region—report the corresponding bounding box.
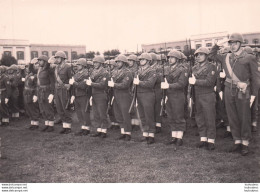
[0,113,259,183]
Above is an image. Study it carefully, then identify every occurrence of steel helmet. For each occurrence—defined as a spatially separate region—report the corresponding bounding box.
[0,66,6,73]
[93,56,105,63]
[194,47,209,55]
[38,55,49,62]
[167,50,182,60]
[54,51,67,59]
[115,54,128,63]
[161,54,167,61]
[149,53,158,61]
[244,46,253,55]
[128,54,138,62]
[76,58,87,66]
[228,33,244,43]
[139,53,152,61]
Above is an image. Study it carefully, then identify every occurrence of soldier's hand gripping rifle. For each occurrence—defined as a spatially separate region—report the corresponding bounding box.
[186,39,196,118]
[107,61,114,115]
[159,47,167,117]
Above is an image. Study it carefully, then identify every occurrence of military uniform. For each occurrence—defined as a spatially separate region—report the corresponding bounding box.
[6,65,21,119]
[90,66,109,137]
[72,68,91,135]
[54,63,73,132]
[24,67,40,129]
[136,64,157,140]
[112,63,133,140]
[165,63,188,143]
[37,65,55,131]
[0,67,10,125]
[192,61,217,147]
[210,43,260,154]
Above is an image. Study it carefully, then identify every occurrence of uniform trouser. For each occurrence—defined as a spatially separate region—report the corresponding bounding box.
[0,92,9,119]
[55,88,72,123]
[113,91,132,132]
[195,92,216,139]
[9,90,19,113]
[92,93,109,129]
[225,87,251,141]
[137,92,156,133]
[24,101,40,121]
[216,92,229,126]
[154,88,162,124]
[251,88,260,124]
[166,91,186,131]
[75,95,91,126]
[38,101,54,121]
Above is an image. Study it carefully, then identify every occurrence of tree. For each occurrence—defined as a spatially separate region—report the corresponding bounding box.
[103,49,120,58]
[0,54,17,67]
[85,51,95,59]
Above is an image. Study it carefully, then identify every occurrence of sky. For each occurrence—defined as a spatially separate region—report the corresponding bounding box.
[0,0,260,53]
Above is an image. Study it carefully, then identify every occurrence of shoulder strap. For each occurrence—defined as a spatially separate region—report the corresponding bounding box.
[225,53,240,82]
[55,67,64,85]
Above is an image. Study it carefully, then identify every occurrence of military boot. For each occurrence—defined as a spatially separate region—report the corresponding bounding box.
[47,126,54,132]
[241,145,249,156]
[90,132,102,137]
[125,134,131,141]
[147,137,155,144]
[60,128,67,134]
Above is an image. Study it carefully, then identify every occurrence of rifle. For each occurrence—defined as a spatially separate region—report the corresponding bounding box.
[128,47,143,131]
[159,44,167,117]
[85,53,91,112]
[107,59,114,115]
[186,39,196,118]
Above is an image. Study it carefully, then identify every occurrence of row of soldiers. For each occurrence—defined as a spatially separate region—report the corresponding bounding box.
[0,32,259,156]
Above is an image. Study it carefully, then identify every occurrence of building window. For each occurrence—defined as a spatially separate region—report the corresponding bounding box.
[244,39,248,44]
[71,51,77,60]
[175,46,181,50]
[42,51,49,57]
[64,51,68,59]
[52,51,57,56]
[206,43,212,47]
[4,51,12,56]
[253,39,259,44]
[17,51,24,60]
[196,44,202,49]
[31,51,38,59]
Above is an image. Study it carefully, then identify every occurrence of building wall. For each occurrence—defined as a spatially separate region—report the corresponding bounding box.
[0,39,86,64]
[141,31,260,52]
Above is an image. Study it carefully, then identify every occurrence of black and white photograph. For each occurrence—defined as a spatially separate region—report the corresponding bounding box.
[0,0,259,191]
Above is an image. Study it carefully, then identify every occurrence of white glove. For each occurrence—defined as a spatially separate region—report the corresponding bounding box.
[69,77,75,85]
[48,94,54,103]
[214,86,216,92]
[250,95,256,108]
[219,91,223,100]
[70,95,75,104]
[33,95,38,103]
[22,78,25,82]
[161,78,169,89]
[108,78,114,87]
[133,75,140,85]
[86,77,92,86]
[165,96,168,103]
[219,71,226,78]
[90,96,93,106]
[30,76,34,80]
[189,74,196,85]
[5,98,9,104]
